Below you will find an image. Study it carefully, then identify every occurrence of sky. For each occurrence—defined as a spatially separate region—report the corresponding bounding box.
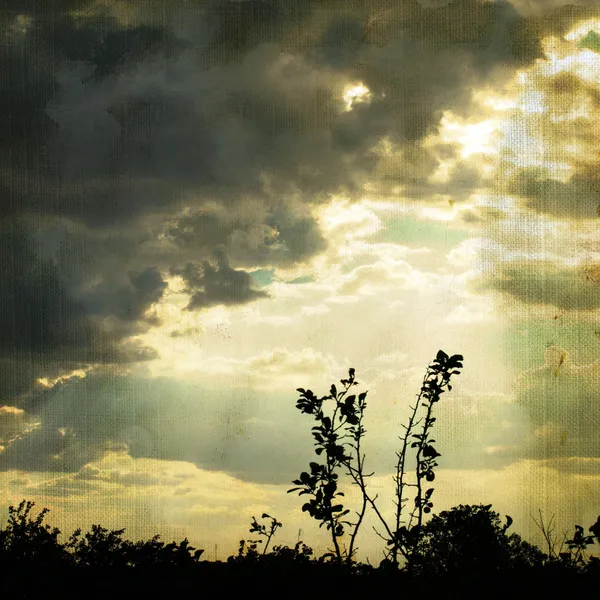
[2,0,600,564]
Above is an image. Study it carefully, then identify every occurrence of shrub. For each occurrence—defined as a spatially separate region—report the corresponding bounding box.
[409,504,545,577]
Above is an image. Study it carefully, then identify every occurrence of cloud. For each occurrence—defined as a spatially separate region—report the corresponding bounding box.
[0,218,167,402]
[3,449,302,558]
[0,0,567,404]
[0,407,37,450]
[485,32,600,221]
[2,1,546,228]
[244,347,340,388]
[515,346,600,462]
[477,259,600,311]
[337,259,429,296]
[0,371,325,484]
[497,66,600,220]
[506,166,600,220]
[162,346,342,392]
[509,1,600,24]
[1,0,595,467]
[173,253,268,310]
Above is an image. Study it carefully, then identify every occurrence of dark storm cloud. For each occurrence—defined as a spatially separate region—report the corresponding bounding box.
[173,254,268,310]
[0,6,178,397]
[0,217,166,401]
[2,0,545,226]
[0,218,165,360]
[75,266,167,323]
[0,0,583,416]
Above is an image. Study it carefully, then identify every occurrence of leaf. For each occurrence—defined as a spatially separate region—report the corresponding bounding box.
[423,445,441,459]
[436,350,449,362]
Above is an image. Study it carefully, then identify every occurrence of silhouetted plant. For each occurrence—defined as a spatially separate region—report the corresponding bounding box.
[389,350,463,566]
[0,500,65,567]
[269,541,314,564]
[531,510,568,561]
[409,504,545,577]
[289,368,367,563]
[228,538,261,564]
[0,500,205,572]
[129,535,204,568]
[564,524,595,565]
[229,514,283,564]
[289,350,463,567]
[65,524,132,567]
[66,523,203,568]
[249,513,282,555]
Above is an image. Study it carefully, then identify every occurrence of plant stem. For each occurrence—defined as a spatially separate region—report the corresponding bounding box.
[391,384,426,566]
[346,401,368,563]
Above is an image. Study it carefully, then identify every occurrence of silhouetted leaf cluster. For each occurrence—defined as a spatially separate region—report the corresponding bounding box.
[0,500,203,571]
[290,368,366,561]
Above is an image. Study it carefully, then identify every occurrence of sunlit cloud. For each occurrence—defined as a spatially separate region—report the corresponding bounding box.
[438,113,502,159]
[342,83,372,111]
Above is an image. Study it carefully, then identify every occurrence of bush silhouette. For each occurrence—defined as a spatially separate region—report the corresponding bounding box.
[0,500,204,575]
[66,524,132,568]
[409,504,545,577]
[0,500,65,568]
[1,498,600,597]
[66,525,204,569]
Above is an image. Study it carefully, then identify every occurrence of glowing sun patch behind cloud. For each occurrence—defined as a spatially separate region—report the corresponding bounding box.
[343,83,371,111]
[438,113,501,159]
